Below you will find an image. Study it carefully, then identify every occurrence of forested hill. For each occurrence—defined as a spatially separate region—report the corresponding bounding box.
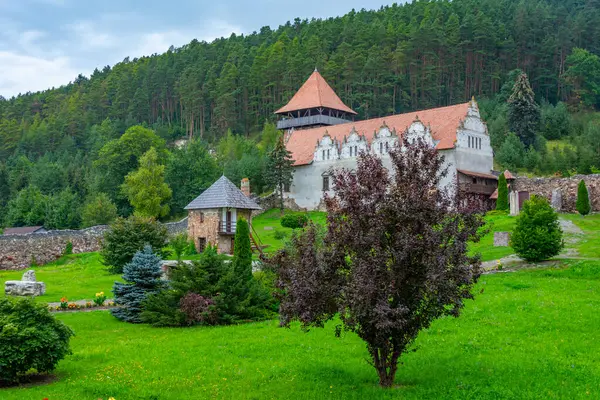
[0,0,599,230]
[1,0,599,148]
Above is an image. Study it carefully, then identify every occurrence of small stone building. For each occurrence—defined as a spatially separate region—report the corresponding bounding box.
[185,176,261,255]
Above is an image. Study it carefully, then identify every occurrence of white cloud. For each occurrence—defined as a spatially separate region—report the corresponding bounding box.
[0,12,243,97]
[0,52,78,96]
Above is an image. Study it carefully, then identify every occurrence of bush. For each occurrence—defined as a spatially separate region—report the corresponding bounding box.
[0,297,74,384]
[273,229,288,240]
[169,233,189,260]
[101,215,168,274]
[141,223,274,327]
[576,180,591,216]
[63,241,73,256]
[280,213,309,229]
[141,245,228,327]
[510,195,564,262]
[111,245,165,323]
[179,293,218,325]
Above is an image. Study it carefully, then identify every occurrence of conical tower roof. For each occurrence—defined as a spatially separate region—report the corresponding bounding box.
[275,70,356,115]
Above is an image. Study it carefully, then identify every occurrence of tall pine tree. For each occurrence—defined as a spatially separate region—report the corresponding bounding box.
[265,135,294,212]
[508,73,540,147]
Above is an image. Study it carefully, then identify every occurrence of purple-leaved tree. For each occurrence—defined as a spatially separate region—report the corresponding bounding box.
[268,137,485,387]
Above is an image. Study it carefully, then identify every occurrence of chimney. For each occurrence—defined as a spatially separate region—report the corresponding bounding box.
[241,178,250,197]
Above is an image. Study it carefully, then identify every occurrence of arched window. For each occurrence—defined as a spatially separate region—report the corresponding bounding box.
[379,142,383,154]
[385,142,389,152]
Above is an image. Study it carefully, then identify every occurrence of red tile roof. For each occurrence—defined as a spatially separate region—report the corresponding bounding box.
[503,170,515,180]
[286,102,471,166]
[275,70,356,115]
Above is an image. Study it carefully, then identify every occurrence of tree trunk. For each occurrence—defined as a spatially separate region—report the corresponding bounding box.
[371,345,401,388]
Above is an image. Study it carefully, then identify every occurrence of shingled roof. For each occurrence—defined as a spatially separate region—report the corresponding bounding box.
[184,176,261,210]
[275,69,357,115]
[286,102,472,166]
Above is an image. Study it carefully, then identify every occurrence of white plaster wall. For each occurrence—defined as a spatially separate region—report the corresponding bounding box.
[288,149,456,210]
[454,115,493,174]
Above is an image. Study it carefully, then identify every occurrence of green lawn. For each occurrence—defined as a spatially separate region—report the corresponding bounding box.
[0,253,121,303]
[250,209,327,253]
[469,212,516,261]
[560,213,600,258]
[2,259,599,399]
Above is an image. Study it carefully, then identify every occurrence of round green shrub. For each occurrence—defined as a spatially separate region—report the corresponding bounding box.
[0,297,74,384]
[280,213,309,229]
[510,195,564,262]
[101,215,168,274]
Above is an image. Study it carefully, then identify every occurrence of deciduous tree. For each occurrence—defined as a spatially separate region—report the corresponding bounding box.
[269,137,484,387]
[122,147,172,218]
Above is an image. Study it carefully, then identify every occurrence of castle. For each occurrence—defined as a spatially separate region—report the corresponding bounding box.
[276,70,497,210]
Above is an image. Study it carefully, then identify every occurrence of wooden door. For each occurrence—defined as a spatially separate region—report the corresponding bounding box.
[518,191,530,209]
[226,210,232,233]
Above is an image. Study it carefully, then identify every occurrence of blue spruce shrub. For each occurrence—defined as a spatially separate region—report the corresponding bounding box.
[112,245,164,323]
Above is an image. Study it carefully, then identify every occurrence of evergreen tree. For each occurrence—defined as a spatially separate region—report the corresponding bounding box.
[576,180,591,216]
[508,73,540,147]
[496,174,509,211]
[496,133,525,171]
[217,218,270,322]
[265,135,294,211]
[112,245,164,323]
[122,147,172,218]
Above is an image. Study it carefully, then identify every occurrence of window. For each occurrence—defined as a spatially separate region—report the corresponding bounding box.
[284,181,291,192]
[199,212,204,223]
[355,146,358,155]
[197,237,207,253]
[322,176,330,191]
[472,177,477,184]
[385,142,389,152]
[468,136,471,148]
[327,149,330,160]
[322,150,325,160]
[380,142,383,153]
[349,146,353,157]
[479,137,482,149]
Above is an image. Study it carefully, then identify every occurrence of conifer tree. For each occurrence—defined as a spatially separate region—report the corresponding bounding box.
[508,73,541,147]
[576,179,591,216]
[496,174,509,211]
[217,218,270,322]
[112,245,164,323]
[265,135,294,212]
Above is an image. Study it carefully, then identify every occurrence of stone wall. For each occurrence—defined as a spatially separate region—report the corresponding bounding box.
[511,174,600,212]
[0,226,108,270]
[188,209,220,253]
[0,218,188,271]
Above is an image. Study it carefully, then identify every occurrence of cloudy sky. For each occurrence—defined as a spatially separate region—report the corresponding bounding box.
[0,0,397,98]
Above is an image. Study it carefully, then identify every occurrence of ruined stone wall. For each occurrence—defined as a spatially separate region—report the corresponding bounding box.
[512,174,600,212]
[0,218,188,271]
[0,226,108,270]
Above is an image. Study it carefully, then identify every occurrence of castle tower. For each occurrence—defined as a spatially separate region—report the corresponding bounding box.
[275,69,357,131]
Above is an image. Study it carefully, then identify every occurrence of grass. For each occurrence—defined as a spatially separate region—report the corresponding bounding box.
[0,253,121,303]
[469,212,516,261]
[560,213,600,258]
[250,209,327,253]
[2,259,599,399]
